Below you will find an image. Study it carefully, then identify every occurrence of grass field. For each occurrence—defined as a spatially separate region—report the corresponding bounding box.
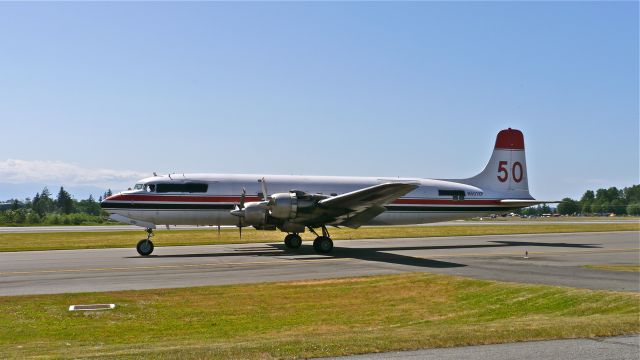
[0,273,637,359]
[0,223,637,252]
[584,265,640,272]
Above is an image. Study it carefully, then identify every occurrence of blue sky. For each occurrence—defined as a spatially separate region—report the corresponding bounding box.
[0,1,637,201]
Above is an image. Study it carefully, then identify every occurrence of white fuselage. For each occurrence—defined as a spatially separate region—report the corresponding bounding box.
[101,173,518,228]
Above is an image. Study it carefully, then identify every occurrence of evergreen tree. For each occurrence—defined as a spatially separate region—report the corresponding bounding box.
[56,187,74,214]
[103,189,113,199]
[39,187,54,214]
[32,192,43,216]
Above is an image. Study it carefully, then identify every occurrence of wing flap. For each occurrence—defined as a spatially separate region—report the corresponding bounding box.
[336,205,387,229]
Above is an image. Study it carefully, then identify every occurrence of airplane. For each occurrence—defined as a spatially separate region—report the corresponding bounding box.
[101,128,549,256]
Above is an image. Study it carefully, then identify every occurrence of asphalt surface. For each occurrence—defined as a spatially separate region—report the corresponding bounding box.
[322,335,640,360]
[0,219,636,233]
[0,231,638,296]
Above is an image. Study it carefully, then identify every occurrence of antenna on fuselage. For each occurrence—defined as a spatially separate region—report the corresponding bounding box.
[153,172,157,177]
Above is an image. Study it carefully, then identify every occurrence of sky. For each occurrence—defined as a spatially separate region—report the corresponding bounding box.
[0,1,638,201]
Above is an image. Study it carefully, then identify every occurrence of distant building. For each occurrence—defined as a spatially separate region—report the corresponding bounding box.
[0,202,13,211]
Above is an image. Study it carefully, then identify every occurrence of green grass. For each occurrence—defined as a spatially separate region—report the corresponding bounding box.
[0,273,638,359]
[0,223,637,252]
[584,265,640,272]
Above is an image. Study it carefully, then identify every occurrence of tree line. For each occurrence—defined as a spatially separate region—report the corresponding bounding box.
[556,184,640,216]
[522,184,640,217]
[0,187,113,225]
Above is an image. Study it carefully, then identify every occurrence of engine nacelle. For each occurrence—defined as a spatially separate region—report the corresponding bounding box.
[243,204,268,226]
[269,193,298,219]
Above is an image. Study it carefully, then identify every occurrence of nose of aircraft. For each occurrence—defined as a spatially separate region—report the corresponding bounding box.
[100,194,118,209]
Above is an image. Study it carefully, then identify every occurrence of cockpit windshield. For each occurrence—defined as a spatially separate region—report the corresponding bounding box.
[133,183,156,192]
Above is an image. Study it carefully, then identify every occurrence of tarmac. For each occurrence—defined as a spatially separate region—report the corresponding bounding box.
[322,335,640,360]
[0,231,637,296]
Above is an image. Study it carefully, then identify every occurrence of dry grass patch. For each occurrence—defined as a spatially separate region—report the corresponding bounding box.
[0,223,637,252]
[583,265,640,272]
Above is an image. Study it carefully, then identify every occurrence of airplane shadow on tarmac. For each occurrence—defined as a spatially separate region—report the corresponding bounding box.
[127,240,602,270]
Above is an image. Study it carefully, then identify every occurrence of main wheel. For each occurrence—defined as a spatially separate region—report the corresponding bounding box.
[136,239,154,256]
[313,236,333,253]
[284,234,302,249]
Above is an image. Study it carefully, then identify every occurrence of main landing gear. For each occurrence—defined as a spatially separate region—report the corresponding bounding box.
[282,225,334,254]
[284,233,302,249]
[136,228,155,256]
[311,226,333,254]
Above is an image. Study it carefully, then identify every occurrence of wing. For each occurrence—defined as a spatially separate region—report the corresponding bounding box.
[306,182,419,228]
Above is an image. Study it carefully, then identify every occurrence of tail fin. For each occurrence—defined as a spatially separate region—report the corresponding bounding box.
[460,128,533,199]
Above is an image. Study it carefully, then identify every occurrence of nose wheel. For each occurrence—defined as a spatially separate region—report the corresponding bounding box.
[284,233,302,249]
[136,228,155,256]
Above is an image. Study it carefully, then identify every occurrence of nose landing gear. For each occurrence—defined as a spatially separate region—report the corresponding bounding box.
[136,228,155,256]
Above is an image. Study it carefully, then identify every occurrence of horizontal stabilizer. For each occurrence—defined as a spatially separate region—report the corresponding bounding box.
[499,199,561,207]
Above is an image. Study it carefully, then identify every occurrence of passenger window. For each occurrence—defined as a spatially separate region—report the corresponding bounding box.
[156,183,208,193]
[438,190,465,201]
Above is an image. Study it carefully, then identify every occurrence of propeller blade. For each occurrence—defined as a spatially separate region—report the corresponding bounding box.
[260,177,268,201]
[239,187,246,209]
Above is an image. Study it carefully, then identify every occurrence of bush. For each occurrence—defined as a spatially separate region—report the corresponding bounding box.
[41,213,104,225]
[627,203,640,216]
[45,214,62,225]
[12,209,27,224]
[26,212,42,224]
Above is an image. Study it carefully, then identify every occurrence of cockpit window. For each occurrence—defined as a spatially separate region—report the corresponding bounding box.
[147,184,156,192]
[133,184,144,190]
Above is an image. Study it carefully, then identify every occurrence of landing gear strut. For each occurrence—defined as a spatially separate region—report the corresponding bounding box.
[312,226,333,254]
[284,233,302,249]
[136,228,155,256]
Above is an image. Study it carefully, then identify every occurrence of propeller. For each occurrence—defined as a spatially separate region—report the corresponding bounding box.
[229,179,271,239]
[230,188,246,238]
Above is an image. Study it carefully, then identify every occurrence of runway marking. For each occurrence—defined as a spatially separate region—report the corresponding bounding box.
[1,248,637,277]
[0,257,349,276]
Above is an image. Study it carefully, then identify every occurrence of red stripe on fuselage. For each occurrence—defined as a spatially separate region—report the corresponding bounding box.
[106,194,503,206]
